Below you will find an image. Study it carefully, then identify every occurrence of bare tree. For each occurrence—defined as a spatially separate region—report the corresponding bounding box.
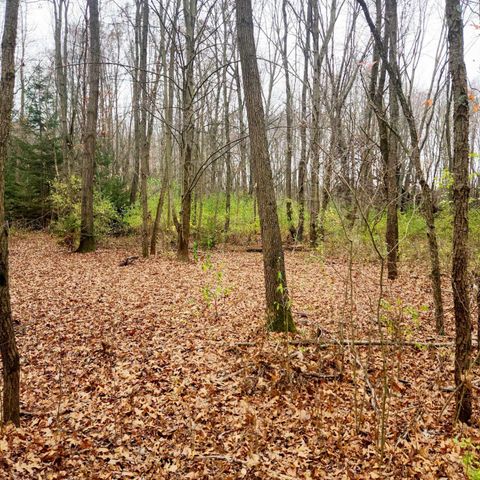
[236,0,295,332]
[0,0,21,426]
[53,0,72,177]
[357,0,445,333]
[176,0,197,260]
[77,0,100,252]
[446,0,472,423]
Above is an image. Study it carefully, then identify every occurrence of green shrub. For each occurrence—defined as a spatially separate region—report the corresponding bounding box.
[49,175,122,247]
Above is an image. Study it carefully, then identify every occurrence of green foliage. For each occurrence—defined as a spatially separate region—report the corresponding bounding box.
[456,438,480,479]
[49,176,121,247]
[6,65,59,226]
[199,255,232,319]
[379,299,427,340]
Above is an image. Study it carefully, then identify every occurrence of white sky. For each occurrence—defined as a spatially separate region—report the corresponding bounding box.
[4,0,480,97]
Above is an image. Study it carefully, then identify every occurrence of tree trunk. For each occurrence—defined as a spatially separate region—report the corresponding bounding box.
[296,1,312,242]
[281,0,295,239]
[385,0,399,280]
[177,0,197,260]
[309,0,321,247]
[234,61,248,193]
[357,0,445,333]
[54,0,71,178]
[77,0,100,253]
[151,7,177,255]
[223,4,232,236]
[139,0,150,258]
[446,0,472,424]
[0,0,21,426]
[129,0,141,205]
[236,0,295,332]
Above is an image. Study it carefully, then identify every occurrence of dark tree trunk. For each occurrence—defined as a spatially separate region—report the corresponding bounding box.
[446,0,472,424]
[177,0,196,260]
[296,0,312,242]
[308,0,321,246]
[151,9,176,255]
[236,0,295,332]
[223,4,232,235]
[0,0,21,426]
[385,0,399,280]
[77,0,100,253]
[281,0,295,239]
[357,0,445,333]
[139,0,150,258]
[129,0,141,205]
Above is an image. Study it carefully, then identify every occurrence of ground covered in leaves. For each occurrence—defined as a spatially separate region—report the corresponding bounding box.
[1,233,479,479]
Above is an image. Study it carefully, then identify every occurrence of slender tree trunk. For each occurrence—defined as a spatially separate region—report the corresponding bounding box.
[223,5,232,236]
[234,61,248,193]
[281,0,295,239]
[385,0,399,280]
[446,0,472,423]
[151,5,177,255]
[177,0,196,260]
[357,0,445,333]
[139,0,150,258]
[77,0,100,253]
[309,0,336,245]
[309,0,321,246]
[54,0,72,178]
[129,0,141,205]
[236,0,295,332]
[296,1,312,242]
[0,0,21,426]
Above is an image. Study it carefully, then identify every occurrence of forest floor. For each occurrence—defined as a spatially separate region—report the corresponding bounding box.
[1,232,479,479]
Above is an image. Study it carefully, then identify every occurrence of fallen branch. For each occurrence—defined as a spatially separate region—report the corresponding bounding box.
[289,339,456,348]
[231,339,460,349]
[118,256,139,267]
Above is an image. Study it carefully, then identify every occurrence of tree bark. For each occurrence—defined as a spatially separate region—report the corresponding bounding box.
[129,0,142,205]
[223,3,232,235]
[446,0,472,423]
[139,0,150,258]
[151,3,177,255]
[77,0,100,253]
[177,0,197,260]
[0,0,21,426]
[357,0,445,333]
[53,0,72,178]
[281,0,295,239]
[296,1,312,242]
[236,0,295,332]
[385,0,399,280]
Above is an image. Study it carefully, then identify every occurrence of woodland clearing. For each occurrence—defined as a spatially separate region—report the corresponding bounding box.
[0,233,478,479]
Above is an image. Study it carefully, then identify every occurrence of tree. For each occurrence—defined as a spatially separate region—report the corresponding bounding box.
[385,0,399,280]
[236,0,295,332]
[77,0,101,253]
[53,0,72,177]
[176,0,197,260]
[0,0,21,426]
[357,0,445,333]
[280,0,295,239]
[446,0,472,423]
[139,0,150,258]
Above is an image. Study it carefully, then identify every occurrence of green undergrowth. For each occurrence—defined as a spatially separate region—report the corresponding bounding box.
[44,175,480,266]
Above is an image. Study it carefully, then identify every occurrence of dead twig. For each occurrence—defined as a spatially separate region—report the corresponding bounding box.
[118,256,139,266]
[231,339,460,349]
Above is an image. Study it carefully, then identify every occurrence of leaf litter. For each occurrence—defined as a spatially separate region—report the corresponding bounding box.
[0,233,478,479]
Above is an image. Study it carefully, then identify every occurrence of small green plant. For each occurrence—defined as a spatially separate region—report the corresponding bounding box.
[456,437,480,479]
[200,256,232,319]
[379,299,427,340]
[193,241,199,262]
